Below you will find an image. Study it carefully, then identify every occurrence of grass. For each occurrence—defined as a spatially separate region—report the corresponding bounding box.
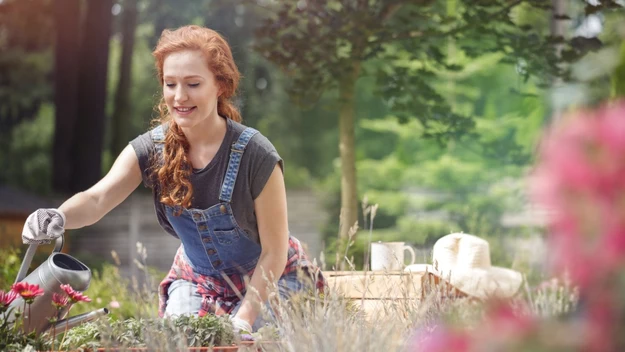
[1,217,579,351]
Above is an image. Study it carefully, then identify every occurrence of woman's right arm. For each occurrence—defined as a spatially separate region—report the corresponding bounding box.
[59,144,143,229]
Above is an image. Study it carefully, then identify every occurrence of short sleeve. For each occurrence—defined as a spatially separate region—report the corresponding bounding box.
[246,133,284,200]
[129,130,155,188]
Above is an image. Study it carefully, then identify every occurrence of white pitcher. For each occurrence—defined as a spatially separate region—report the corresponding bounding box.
[370,241,416,271]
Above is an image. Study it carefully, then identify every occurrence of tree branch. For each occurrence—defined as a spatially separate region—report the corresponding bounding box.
[374,0,525,44]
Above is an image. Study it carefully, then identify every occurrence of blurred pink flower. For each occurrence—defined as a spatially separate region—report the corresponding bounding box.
[109,300,120,309]
[412,325,470,352]
[60,284,92,303]
[52,293,69,310]
[582,289,618,352]
[531,100,625,287]
[0,289,18,308]
[410,302,536,352]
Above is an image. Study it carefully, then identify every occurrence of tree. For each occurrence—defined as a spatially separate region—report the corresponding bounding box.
[70,0,114,192]
[248,0,572,240]
[0,0,54,186]
[111,0,139,157]
[51,0,114,194]
[52,0,81,192]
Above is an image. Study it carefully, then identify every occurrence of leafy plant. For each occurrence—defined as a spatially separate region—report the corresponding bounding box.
[59,315,236,350]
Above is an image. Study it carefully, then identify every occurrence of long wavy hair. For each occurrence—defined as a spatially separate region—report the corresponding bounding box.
[151,25,241,210]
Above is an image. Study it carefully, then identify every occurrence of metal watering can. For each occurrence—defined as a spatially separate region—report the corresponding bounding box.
[7,235,109,335]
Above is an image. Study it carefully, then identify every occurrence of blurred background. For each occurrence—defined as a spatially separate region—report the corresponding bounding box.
[0,0,624,287]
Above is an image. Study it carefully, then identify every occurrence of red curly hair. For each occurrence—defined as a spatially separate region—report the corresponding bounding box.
[151,25,241,210]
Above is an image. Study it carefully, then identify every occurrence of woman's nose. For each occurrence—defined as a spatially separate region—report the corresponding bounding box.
[175,87,188,102]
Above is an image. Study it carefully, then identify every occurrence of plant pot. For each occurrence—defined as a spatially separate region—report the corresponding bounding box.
[39,341,260,352]
[39,340,271,351]
[92,345,245,351]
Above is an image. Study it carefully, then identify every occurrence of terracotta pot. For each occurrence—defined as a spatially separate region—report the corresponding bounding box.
[38,341,254,352]
[93,345,247,351]
[40,341,260,352]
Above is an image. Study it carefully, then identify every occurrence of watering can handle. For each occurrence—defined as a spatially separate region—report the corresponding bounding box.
[15,235,64,284]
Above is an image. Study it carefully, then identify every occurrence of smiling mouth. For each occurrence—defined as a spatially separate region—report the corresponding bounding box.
[174,106,196,115]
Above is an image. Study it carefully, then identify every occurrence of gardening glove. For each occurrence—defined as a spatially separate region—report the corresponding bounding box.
[231,316,254,340]
[22,208,66,245]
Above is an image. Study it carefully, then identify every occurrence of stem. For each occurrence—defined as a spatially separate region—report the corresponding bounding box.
[11,309,19,337]
[22,301,26,334]
[51,324,55,352]
[27,304,31,333]
[58,303,73,349]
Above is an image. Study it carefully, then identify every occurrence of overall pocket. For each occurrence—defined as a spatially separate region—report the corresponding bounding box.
[213,229,241,246]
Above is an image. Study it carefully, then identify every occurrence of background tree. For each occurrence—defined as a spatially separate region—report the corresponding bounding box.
[70,0,114,193]
[247,0,583,241]
[52,0,81,192]
[0,0,54,194]
[111,0,139,158]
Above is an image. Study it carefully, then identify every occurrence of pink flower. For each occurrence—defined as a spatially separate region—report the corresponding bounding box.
[11,282,44,303]
[109,300,120,309]
[531,100,625,287]
[411,325,470,352]
[60,284,92,303]
[0,289,18,308]
[52,293,69,309]
[482,301,536,341]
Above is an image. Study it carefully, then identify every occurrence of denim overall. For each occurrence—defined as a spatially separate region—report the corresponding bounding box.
[154,125,262,276]
[151,124,324,327]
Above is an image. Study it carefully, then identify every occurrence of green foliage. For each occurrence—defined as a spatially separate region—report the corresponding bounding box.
[69,262,159,320]
[58,315,235,350]
[0,318,49,352]
[0,247,21,289]
[613,41,625,97]
[318,46,549,267]
[0,0,54,134]
[1,103,54,194]
[55,320,102,352]
[166,314,235,347]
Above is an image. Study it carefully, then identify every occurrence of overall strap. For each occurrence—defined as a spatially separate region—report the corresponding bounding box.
[151,124,166,154]
[219,127,259,203]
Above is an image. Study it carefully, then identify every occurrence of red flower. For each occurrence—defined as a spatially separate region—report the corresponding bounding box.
[0,289,18,308]
[52,293,69,309]
[11,282,44,303]
[60,284,91,303]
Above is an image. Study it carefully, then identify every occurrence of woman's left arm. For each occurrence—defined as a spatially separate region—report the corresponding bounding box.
[234,164,289,327]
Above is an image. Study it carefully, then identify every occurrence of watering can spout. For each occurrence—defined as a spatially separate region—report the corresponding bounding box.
[52,308,110,336]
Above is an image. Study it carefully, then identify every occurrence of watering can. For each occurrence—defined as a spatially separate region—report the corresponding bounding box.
[7,235,109,335]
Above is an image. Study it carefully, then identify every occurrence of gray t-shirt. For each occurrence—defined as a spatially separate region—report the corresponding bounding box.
[130,117,283,244]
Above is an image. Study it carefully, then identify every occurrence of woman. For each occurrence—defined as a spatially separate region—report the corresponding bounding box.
[21,25,325,334]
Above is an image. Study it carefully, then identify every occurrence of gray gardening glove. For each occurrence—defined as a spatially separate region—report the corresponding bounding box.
[22,208,66,245]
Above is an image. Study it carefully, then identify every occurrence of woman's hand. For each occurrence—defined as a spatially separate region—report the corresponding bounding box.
[22,208,66,244]
[231,316,253,334]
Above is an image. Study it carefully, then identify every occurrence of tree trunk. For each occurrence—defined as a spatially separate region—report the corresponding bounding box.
[52,0,82,194]
[550,0,567,122]
[148,0,167,50]
[70,0,113,192]
[111,0,138,158]
[612,41,625,98]
[338,63,361,241]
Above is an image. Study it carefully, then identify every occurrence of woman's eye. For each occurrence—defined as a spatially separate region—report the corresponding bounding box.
[189,83,200,87]
[165,83,175,87]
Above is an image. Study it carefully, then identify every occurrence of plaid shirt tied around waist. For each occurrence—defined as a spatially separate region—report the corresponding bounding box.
[158,236,325,317]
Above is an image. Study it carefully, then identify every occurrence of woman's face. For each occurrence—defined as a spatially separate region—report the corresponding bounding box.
[162,50,220,129]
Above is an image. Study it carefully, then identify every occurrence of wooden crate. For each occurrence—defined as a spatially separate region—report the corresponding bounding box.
[325,270,469,316]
